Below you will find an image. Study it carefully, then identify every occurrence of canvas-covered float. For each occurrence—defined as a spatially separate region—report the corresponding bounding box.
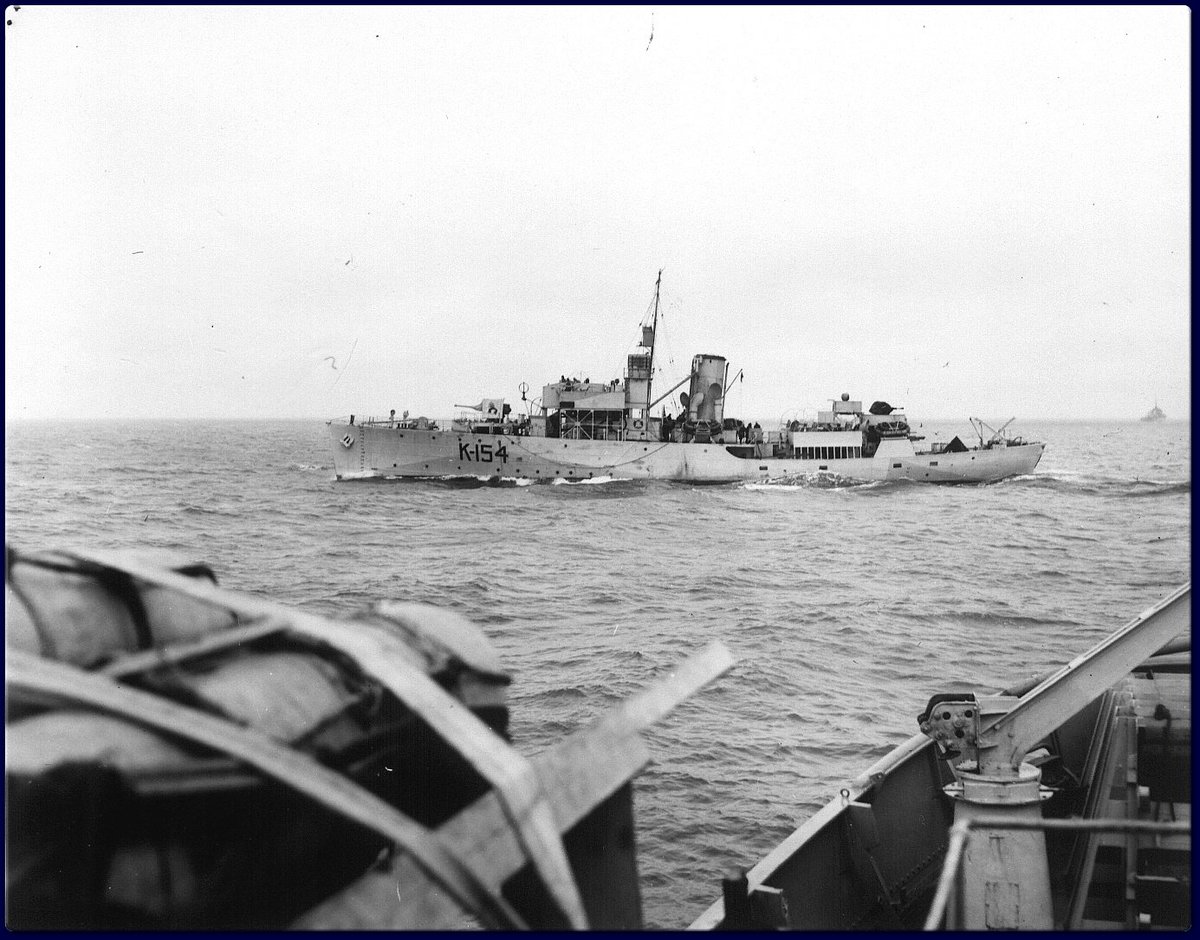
[5,545,732,929]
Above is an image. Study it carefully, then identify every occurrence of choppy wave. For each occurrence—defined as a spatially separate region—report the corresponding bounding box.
[1120,480,1191,497]
[426,474,531,488]
[1020,471,1191,498]
[741,473,891,490]
[549,474,622,485]
[180,504,239,517]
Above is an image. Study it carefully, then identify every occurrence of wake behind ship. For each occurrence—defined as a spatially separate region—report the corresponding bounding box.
[329,274,1045,485]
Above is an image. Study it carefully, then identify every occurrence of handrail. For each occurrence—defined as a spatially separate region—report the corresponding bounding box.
[351,415,451,429]
[343,415,544,433]
[1002,640,1191,698]
[924,816,1191,930]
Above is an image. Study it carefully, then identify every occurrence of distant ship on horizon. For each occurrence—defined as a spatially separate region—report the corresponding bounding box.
[1141,401,1166,422]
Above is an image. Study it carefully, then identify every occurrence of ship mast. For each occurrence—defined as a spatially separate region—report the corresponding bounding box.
[645,269,662,413]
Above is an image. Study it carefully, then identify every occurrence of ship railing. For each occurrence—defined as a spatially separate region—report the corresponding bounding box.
[343,414,547,436]
[923,815,1191,930]
[350,415,452,430]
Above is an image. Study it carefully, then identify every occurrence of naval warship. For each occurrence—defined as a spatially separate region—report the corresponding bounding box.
[328,274,1045,485]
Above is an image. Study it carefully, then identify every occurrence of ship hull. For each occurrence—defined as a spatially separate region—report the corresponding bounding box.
[328,423,1044,484]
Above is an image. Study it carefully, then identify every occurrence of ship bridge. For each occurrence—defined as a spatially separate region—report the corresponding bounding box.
[541,379,627,440]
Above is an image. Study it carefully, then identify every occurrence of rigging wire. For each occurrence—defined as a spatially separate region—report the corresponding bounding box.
[653,298,683,414]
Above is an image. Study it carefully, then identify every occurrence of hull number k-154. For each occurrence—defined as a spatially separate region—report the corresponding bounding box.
[459,441,509,463]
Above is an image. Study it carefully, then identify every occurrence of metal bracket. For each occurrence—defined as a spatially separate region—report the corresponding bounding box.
[919,694,1021,777]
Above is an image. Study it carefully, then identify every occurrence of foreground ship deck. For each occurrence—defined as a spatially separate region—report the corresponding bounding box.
[689,585,1191,931]
[329,274,1044,485]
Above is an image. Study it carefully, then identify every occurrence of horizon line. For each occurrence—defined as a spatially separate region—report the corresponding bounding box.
[5,414,1191,425]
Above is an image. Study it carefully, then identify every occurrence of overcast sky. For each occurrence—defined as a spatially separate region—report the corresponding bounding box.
[4,5,1190,423]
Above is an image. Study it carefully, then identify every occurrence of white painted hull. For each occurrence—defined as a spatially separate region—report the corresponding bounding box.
[328,423,1045,484]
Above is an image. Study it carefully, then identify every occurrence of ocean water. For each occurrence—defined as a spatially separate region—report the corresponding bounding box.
[4,417,1191,928]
